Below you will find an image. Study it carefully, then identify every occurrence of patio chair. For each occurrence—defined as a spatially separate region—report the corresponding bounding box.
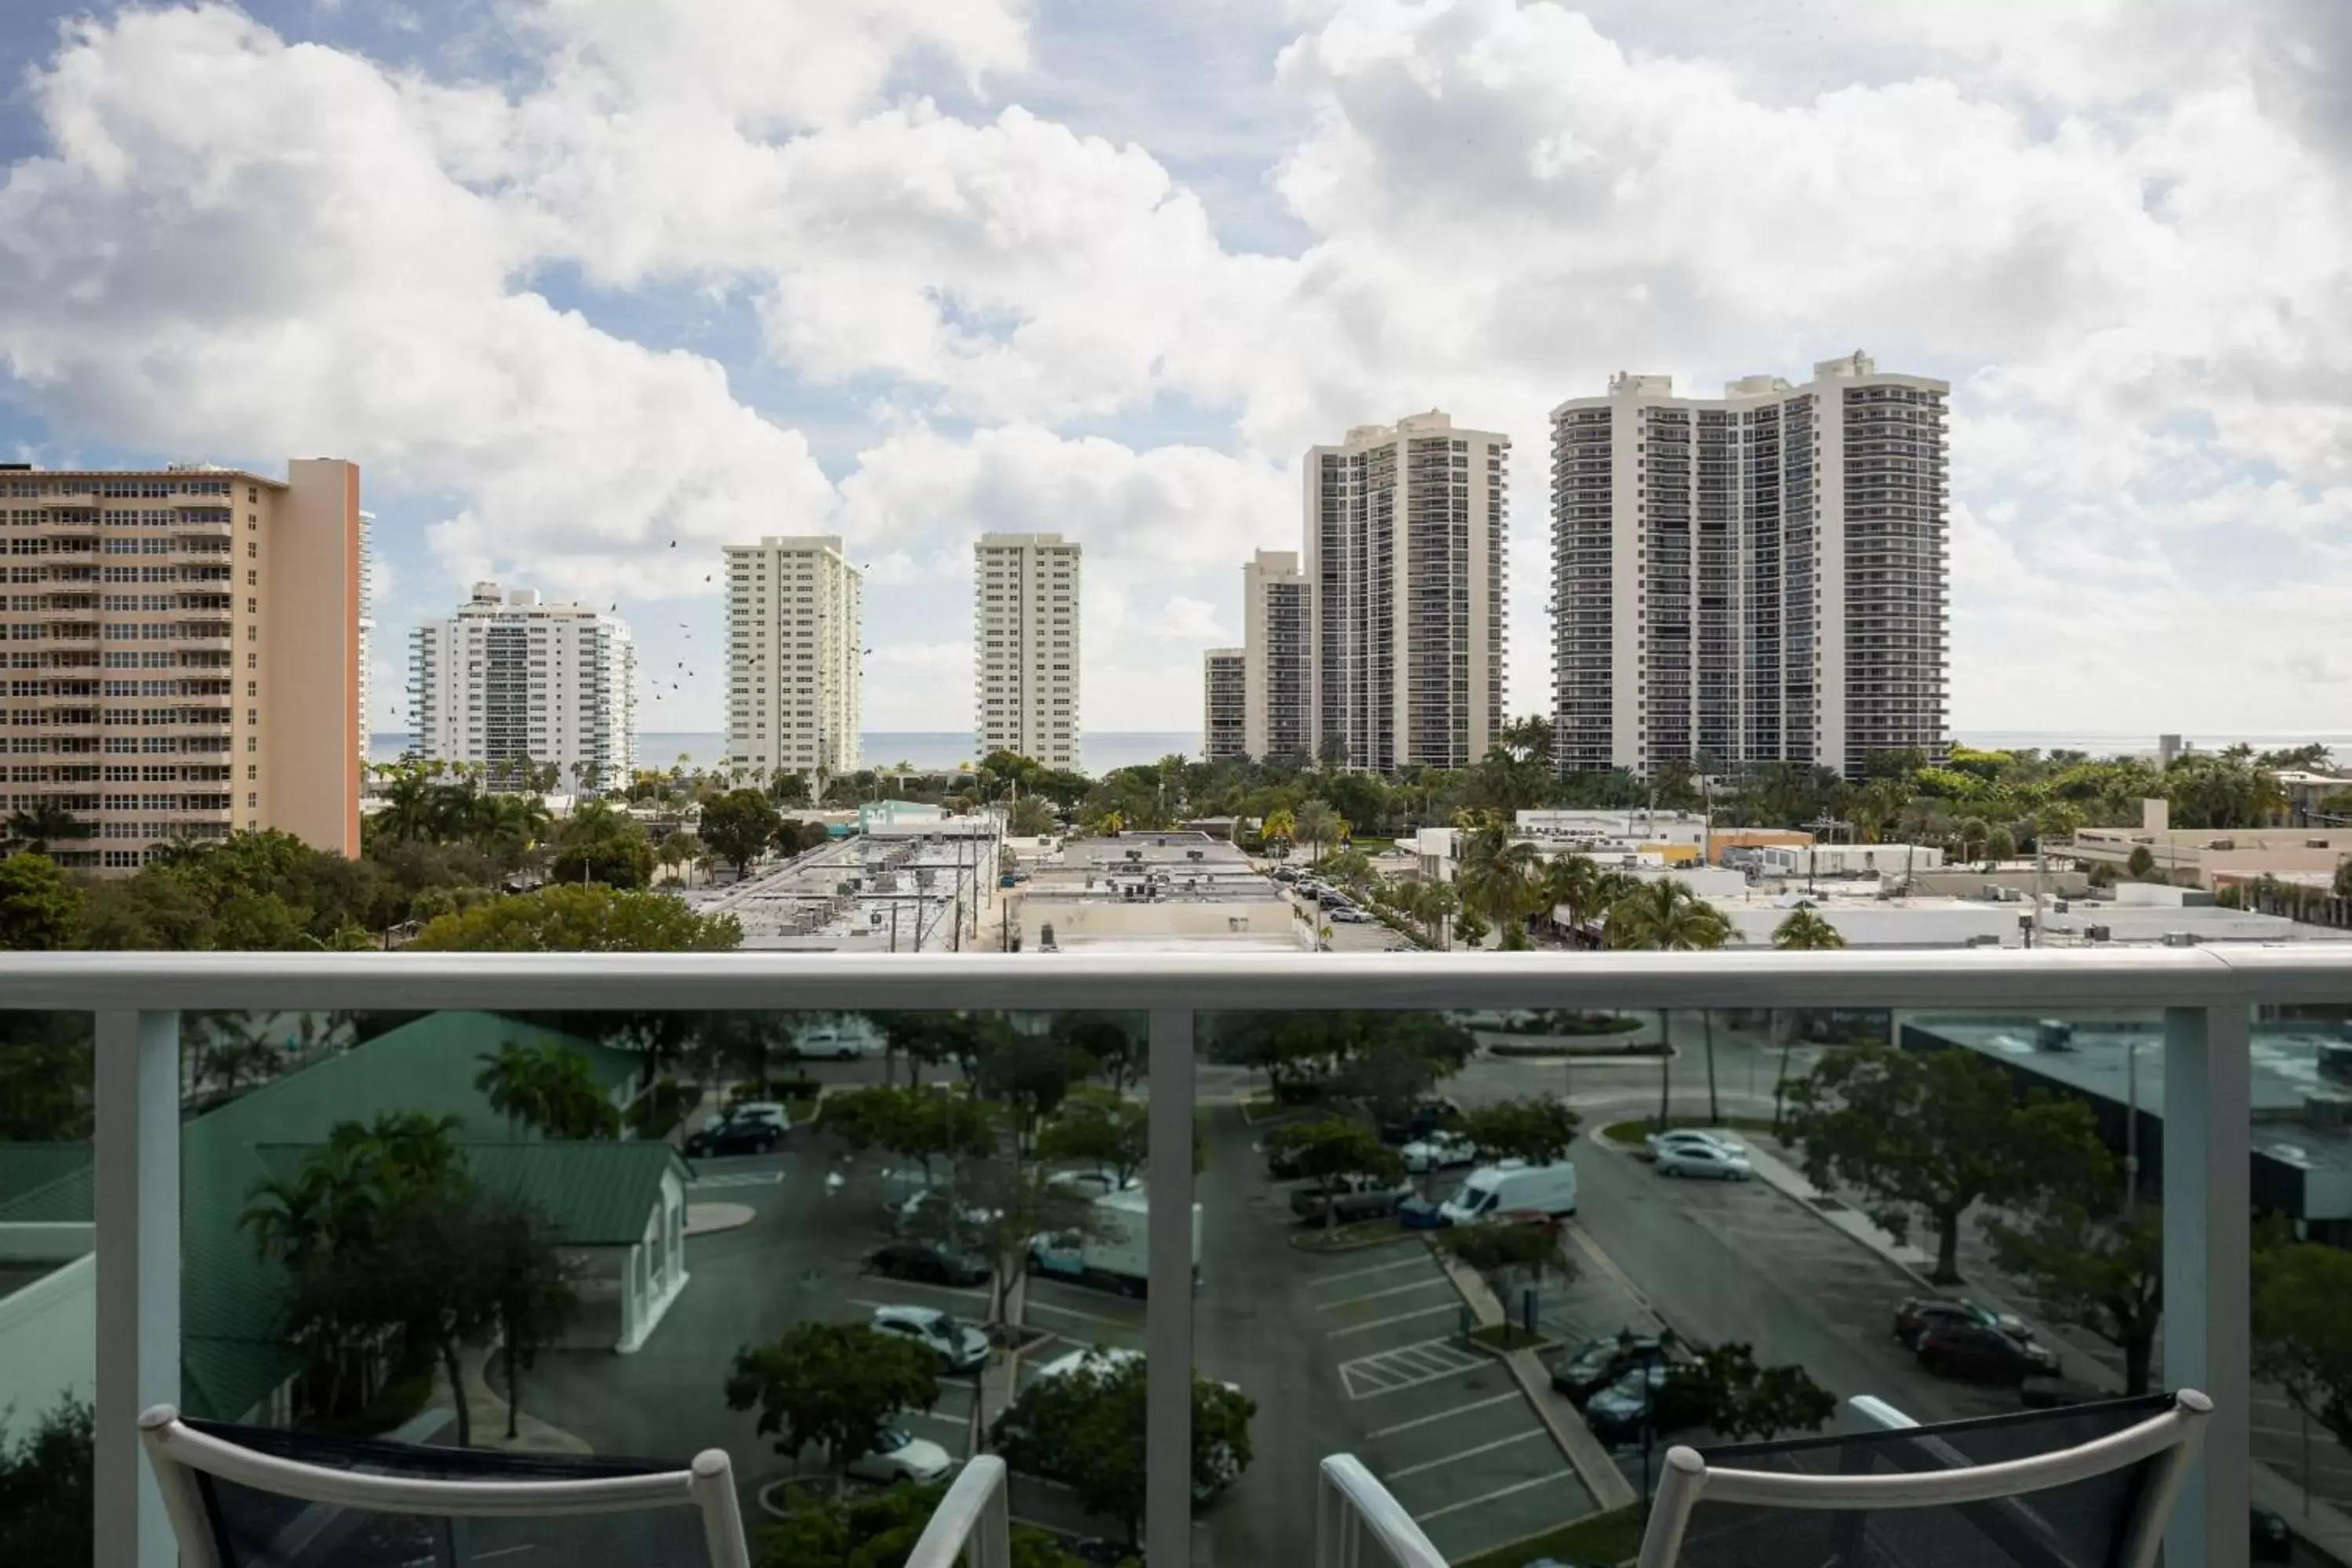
[1637,1388,2209,1568]
[139,1403,751,1568]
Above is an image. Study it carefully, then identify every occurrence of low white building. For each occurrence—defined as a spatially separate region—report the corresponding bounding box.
[1754,842,1944,879]
[1517,809,1708,848]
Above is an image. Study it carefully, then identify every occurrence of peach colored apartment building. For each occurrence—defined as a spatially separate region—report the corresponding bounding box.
[0,458,365,873]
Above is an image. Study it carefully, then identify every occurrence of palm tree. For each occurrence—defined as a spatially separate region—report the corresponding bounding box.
[1769,908,1847,1131]
[1293,799,1341,865]
[1538,851,1606,948]
[1606,879,1734,1123]
[1461,837,1541,948]
[1261,806,1297,859]
[476,1043,546,1138]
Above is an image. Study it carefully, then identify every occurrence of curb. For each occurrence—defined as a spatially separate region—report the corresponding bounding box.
[1432,1248,1639,1514]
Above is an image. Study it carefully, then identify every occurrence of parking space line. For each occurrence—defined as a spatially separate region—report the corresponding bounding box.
[1328,1303,1462,1337]
[1366,1392,1521,1440]
[1022,1297,1132,1327]
[911,1410,969,1428]
[1386,1429,1545,1479]
[1410,1472,1570,1523]
[1308,1256,1437,1288]
[1317,1279,1452,1311]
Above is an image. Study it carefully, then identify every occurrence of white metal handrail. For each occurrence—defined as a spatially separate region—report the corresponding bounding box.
[137,1405,752,1568]
[1317,1454,1449,1568]
[903,1454,1011,1568]
[1637,1390,2210,1568]
[0,942,2310,1014]
[17,947,2274,1568]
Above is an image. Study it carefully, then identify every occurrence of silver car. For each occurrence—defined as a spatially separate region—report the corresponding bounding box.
[870,1305,989,1373]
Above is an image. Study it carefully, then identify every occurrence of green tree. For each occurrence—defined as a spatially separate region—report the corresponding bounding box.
[1607,879,1733,1122]
[2125,844,2156,880]
[1009,793,1059,837]
[992,1355,1254,1548]
[818,1084,997,1181]
[1458,826,1543,948]
[753,1479,1091,1568]
[1668,1343,1837,1441]
[2,803,90,857]
[724,1323,942,1492]
[1769,909,1846,951]
[2254,1236,2352,1457]
[699,788,785,878]
[1984,1190,2162,1394]
[473,1040,621,1140]
[1037,1087,1150,1185]
[0,855,82,949]
[1261,806,1297,858]
[548,798,656,888]
[1457,1095,1581,1165]
[1539,851,1606,948]
[471,1191,583,1439]
[0,1394,92,1568]
[193,1013,282,1099]
[0,1012,93,1140]
[1272,1120,1404,1230]
[1785,1044,2106,1283]
[1435,1221,1570,1301]
[625,1076,695,1139]
[408,884,742,951]
[1292,799,1341,865]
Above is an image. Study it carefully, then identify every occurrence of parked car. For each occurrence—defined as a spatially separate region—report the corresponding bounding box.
[683,1116,782,1158]
[1548,1334,1671,1406]
[1377,1096,1463,1146]
[1915,1321,2060,1385]
[869,1305,989,1373]
[1654,1143,1752,1181]
[866,1239,991,1288]
[793,1028,872,1060]
[2251,1504,2293,1563]
[1290,1173,1413,1225]
[1047,1168,1134,1200]
[1400,1130,1479,1174]
[1581,1363,1707,1445]
[1639,1129,1745,1163]
[1396,1196,1449,1229]
[728,1101,789,1128]
[1330,906,1372,924]
[895,1189,1002,1236]
[845,1425,955,1485]
[1894,1296,2034,1350]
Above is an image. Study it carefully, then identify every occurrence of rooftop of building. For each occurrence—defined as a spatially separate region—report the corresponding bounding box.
[0,461,290,486]
[1916,1018,2352,1179]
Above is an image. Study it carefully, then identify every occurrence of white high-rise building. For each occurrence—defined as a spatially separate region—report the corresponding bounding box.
[1241,549,1310,763]
[1203,648,1245,761]
[1549,352,1948,779]
[974,532,1081,769]
[725,535,862,781]
[1305,411,1508,772]
[408,583,635,790]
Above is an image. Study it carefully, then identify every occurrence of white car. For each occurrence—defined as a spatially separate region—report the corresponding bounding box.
[1655,1142,1753,1181]
[1640,1128,1744,1163]
[869,1305,990,1373]
[845,1426,955,1485]
[796,1029,869,1061]
[1399,1130,1479,1174]
[1047,1168,1135,1199]
[729,1101,789,1129]
[895,1190,1003,1235]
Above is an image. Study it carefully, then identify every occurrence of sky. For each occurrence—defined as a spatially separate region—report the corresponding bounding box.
[0,0,2347,740]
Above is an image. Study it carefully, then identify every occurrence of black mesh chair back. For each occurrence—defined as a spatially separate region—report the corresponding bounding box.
[1638,1390,2209,1568]
[139,1403,751,1568]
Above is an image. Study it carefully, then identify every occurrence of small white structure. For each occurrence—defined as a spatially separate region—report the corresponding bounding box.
[1755,842,1943,878]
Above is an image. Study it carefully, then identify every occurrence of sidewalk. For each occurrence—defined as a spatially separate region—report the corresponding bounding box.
[1739,1134,2352,1566]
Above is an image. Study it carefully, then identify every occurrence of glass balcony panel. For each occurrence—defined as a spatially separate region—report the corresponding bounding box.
[0,1010,96,1567]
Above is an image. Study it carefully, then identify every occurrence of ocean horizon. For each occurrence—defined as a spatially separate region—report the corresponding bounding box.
[368,728,2352,777]
[368,731,1205,777]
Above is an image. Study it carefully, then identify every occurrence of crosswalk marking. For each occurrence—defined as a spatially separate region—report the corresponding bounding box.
[1339,1338,1484,1399]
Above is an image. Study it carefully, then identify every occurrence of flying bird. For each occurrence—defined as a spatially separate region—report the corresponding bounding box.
[669,541,677,549]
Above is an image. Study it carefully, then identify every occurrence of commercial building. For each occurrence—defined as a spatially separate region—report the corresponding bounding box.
[1306,412,1508,772]
[725,535,862,780]
[1203,648,1246,761]
[1550,352,1947,779]
[1012,833,1306,953]
[408,583,636,790]
[975,532,1081,769]
[0,459,365,871]
[2071,817,2352,890]
[1241,548,1311,761]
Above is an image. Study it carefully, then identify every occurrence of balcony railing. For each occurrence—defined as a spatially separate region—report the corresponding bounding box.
[0,949,2292,1568]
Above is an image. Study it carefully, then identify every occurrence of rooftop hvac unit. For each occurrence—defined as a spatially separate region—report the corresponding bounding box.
[1125,849,1144,862]
[2053,899,2070,914]
[2087,924,2111,942]
[1187,849,1204,861]
[1965,934,2001,947]
[2161,931,2199,947]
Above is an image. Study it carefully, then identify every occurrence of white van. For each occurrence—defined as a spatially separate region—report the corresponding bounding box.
[1437,1159,1577,1225]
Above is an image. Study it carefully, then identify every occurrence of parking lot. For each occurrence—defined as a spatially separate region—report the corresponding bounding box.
[1196,1106,1600,1567]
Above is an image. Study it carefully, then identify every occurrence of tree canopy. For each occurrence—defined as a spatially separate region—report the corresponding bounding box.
[724,1322,942,1489]
[1786,1043,2107,1283]
[408,884,742,951]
